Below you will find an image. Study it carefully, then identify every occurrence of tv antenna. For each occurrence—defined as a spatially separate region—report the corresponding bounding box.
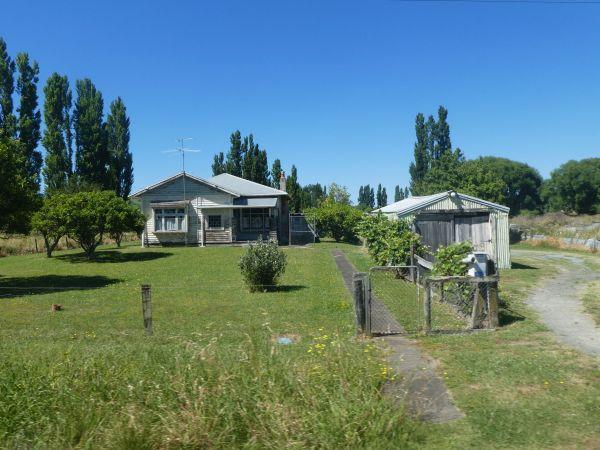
[162,137,200,246]
[162,137,200,174]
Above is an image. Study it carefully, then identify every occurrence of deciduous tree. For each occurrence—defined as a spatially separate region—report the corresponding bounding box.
[42,73,72,192]
[212,152,226,175]
[106,97,133,198]
[0,38,16,137]
[225,130,243,177]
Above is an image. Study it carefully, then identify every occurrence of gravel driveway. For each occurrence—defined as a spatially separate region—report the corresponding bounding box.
[513,249,600,357]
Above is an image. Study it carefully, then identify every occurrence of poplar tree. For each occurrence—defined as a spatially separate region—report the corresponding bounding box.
[271,158,282,188]
[42,73,72,192]
[434,105,451,159]
[106,97,133,198]
[15,52,42,187]
[369,186,375,209]
[74,78,107,188]
[0,38,16,137]
[225,130,243,177]
[409,113,428,195]
[287,165,303,212]
[212,152,226,175]
[381,187,387,207]
[376,183,383,208]
[404,187,410,199]
[394,185,404,202]
[425,115,436,162]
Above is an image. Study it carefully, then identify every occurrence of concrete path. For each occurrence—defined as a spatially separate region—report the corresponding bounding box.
[331,250,464,423]
[514,249,600,357]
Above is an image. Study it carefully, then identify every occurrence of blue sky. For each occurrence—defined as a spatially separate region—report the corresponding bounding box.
[4,0,600,200]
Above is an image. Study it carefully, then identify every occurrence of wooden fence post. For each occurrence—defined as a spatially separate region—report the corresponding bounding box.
[470,282,485,329]
[424,280,432,332]
[410,244,415,282]
[363,274,372,337]
[352,273,366,334]
[141,284,153,336]
[487,280,499,329]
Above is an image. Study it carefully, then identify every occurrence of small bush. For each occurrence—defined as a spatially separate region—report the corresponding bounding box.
[239,239,287,292]
[431,241,473,276]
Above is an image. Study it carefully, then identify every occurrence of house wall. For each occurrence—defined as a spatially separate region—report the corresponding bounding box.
[140,177,234,245]
[397,195,511,269]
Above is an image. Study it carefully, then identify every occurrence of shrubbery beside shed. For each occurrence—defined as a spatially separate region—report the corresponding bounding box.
[373,190,511,269]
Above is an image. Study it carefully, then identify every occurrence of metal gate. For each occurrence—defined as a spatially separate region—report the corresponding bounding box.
[367,266,422,334]
[289,213,317,245]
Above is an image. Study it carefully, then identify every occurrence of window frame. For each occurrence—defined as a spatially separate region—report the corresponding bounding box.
[153,207,187,233]
[207,215,223,230]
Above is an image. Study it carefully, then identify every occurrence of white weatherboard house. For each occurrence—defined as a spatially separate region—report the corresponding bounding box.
[131,172,289,246]
[373,191,511,269]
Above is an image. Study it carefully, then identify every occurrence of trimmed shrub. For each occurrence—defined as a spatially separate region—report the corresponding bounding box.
[239,239,287,292]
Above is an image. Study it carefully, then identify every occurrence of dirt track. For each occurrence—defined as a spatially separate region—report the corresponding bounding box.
[513,249,600,357]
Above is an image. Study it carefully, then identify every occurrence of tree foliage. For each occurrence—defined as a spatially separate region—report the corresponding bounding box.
[326,183,351,205]
[225,130,243,177]
[31,193,69,257]
[356,214,424,266]
[74,78,107,189]
[106,97,133,199]
[287,165,303,213]
[541,158,600,214]
[15,52,42,189]
[0,136,39,234]
[212,152,226,175]
[241,134,269,185]
[357,184,375,210]
[301,183,326,208]
[271,159,282,188]
[42,73,72,192]
[0,38,16,137]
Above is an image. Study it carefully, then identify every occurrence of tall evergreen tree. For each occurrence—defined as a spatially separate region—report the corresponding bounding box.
[381,187,387,207]
[409,113,429,195]
[241,134,269,184]
[404,187,410,199]
[225,130,243,177]
[358,186,365,206]
[425,115,436,163]
[394,185,403,202]
[212,152,226,175]
[369,186,375,209]
[0,38,16,137]
[271,158,282,188]
[106,97,133,199]
[302,183,326,208]
[287,165,302,212]
[74,78,107,188]
[434,105,451,159]
[42,73,72,192]
[15,52,42,188]
[376,183,383,208]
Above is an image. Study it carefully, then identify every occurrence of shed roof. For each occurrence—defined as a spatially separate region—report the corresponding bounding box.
[208,173,287,197]
[372,191,510,215]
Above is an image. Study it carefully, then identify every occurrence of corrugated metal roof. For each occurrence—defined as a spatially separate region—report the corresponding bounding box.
[372,191,510,215]
[130,172,239,198]
[233,197,278,207]
[209,173,287,197]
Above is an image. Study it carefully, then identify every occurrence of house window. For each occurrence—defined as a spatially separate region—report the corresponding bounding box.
[208,215,222,229]
[241,208,270,231]
[154,208,186,231]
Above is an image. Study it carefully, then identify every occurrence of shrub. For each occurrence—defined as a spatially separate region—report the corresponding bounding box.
[106,198,146,247]
[304,202,363,242]
[431,241,473,276]
[356,214,424,266]
[239,239,287,292]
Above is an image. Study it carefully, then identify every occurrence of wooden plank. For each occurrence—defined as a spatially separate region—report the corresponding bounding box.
[415,255,433,270]
[424,281,432,332]
[141,284,153,336]
[364,275,372,336]
[352,273,366,334]
[470,283,485,329]
[487,281,499,329]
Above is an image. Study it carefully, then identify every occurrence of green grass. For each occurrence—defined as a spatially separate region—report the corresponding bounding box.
[328,241,600,449]
[0,243,423,448]
[583,280,600,327]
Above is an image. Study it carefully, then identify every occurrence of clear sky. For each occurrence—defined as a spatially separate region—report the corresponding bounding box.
[3,0,600,200]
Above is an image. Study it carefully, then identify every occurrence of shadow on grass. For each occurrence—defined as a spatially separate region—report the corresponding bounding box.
[499,307,526,326]
[56,250,173,264]
[248,285,307,293]
[0,274,122,298]
[511,262,538,270]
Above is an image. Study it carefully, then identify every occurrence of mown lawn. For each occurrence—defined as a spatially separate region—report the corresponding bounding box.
[327,241,600,449]
[0,244,423,449]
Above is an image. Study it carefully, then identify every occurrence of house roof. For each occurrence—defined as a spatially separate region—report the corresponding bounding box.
[372,191,510,215]
[130,172,240,198]
[233,197,278,208]
[208,173,288,197]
